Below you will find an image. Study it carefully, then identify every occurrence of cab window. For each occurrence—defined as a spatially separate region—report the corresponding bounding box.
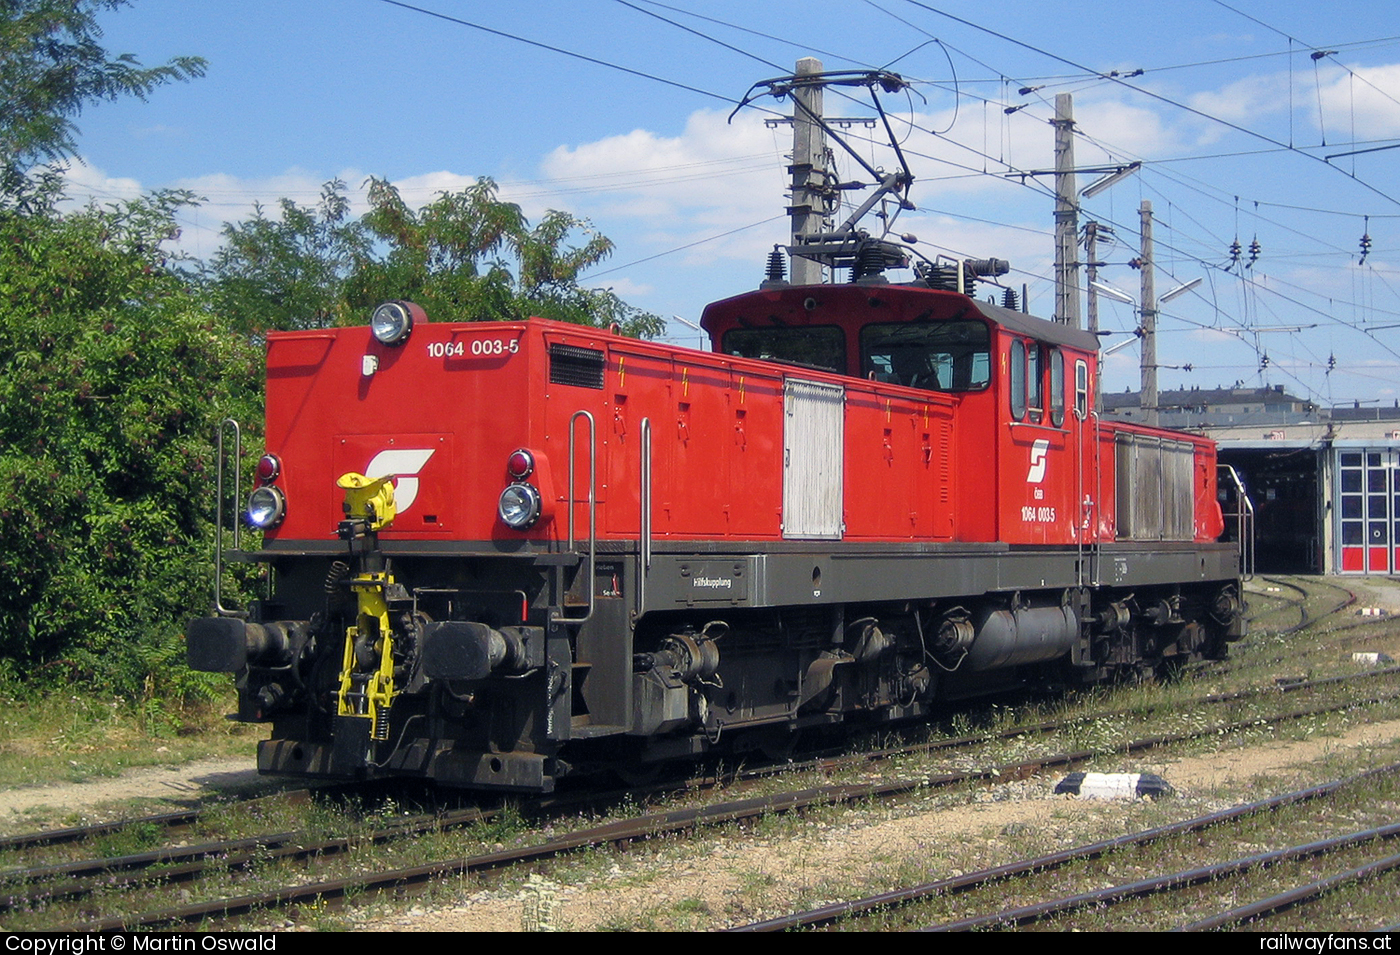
[722,325,846,372]
[1027,343,1043,423]
[1009,339,1026,419]
[1075,359,1089,418]
[860,320,990,392]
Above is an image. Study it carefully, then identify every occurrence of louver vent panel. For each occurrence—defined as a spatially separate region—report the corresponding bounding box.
[549,343,606,389]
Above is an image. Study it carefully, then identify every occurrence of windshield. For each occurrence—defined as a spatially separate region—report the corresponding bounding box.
[860,320,991,392]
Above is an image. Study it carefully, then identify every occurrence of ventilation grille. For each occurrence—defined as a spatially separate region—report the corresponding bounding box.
[549,343,606,389]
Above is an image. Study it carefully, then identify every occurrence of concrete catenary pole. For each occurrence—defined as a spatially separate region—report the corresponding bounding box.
[1085,222,1102,337]
[1053,93,1081,327]
[789,57,827,286]
[1084,220,1102,408]
[1139,200,1158,427]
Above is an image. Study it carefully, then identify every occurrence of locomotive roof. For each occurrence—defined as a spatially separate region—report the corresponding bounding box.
[702,283,1101,353]
[972,296,1100,352]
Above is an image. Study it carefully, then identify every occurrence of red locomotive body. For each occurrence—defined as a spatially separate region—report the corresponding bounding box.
[189,280,1243,792]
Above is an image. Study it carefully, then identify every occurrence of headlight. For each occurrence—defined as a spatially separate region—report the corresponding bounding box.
[497,483,542,530]
[370,300,421,346]
[246,486,287,529]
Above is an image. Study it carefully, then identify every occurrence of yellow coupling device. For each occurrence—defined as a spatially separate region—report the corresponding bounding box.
[336,570,397,740]
[334,472,399,741]
[337,472,397,531]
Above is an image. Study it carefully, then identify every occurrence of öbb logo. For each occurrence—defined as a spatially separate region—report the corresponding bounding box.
[1026,439,1050,484]
[364,449,436,512]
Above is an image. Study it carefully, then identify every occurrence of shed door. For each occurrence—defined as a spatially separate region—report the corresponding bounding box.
[1338,450,1396,574]
[783,378,844,540]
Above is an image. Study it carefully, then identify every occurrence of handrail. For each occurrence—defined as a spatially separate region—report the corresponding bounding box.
[214,418,243,617]
[566,410,597,624]
[1218,464,1256,580]
[1074,405,1085,589]
[1091,409,1104,587]
[638,417,652,618]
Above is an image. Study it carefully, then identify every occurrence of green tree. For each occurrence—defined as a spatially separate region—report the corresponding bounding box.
[210,179,368,335]
[0,0,205,200]
[0,185,261,696]
[213,177,664,338]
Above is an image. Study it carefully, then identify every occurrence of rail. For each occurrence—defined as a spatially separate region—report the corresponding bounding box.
[1218,464,1255,580]
[566,410,597,624]
[213,418,244,617]
[638,417,652,618]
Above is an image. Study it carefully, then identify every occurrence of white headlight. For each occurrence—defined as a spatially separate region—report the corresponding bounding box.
[371,300,416,346]
[497,483,542,530]
[246,486,287,529]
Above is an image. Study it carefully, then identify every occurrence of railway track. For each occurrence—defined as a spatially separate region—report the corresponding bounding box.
[12,669,1394,932]
[4,576,1390,930]
[729,761,1400,932]
[1247,575,1357,635]
[2,577,1359,864]
[6,656,1395,916]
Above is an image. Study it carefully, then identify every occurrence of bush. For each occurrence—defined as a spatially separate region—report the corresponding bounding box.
[0,187,261,699]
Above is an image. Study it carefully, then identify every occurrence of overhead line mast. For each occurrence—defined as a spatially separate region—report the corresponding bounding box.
[790,57,827,285]
[735,59,918,284]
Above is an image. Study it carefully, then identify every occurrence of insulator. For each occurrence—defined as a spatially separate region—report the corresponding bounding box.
[963,257,1010,278]
[1001,287,1018,310]
[764,246,786,284]
[1328,354,1336,372]
[1248,238,1261,264]
[1260,353,1270,370]
[851,243,887,281]
[1229,239,1241,264]
[1359,232,1372,264]
[921,264,958,291]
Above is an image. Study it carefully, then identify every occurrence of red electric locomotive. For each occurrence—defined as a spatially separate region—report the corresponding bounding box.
[188,267,1244,792]
[186,69,1244,792]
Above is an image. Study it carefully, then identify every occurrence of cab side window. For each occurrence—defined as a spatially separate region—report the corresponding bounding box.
[1075,359,1089,418]
[1009,339,1027,419]
[1027,343,1043,423]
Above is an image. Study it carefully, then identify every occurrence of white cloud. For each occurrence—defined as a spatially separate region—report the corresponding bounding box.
[587,276,651,298]
[1189,72,1291,125]
[537,109,790,265]
[1188,327,1239,343]
[55,160,144,206]
[1317,62,1400,138]
[1101,346,1141,381]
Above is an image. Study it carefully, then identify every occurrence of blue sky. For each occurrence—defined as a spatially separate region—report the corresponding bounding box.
[61,0,1400,407]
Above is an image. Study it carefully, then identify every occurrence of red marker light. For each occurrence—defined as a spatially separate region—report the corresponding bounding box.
[507,449,534,480]
[256,454,282,483]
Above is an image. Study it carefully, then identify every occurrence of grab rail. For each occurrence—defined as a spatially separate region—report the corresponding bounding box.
[214,418,243,617]
[1218,464,1255,581]
[638,417,652,618]
[566,410,597,624]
